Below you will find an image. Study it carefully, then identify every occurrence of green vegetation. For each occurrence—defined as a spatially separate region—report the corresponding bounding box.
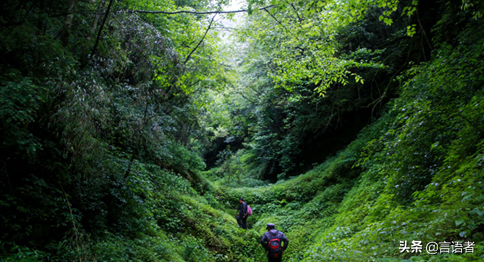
[1,0,483,261]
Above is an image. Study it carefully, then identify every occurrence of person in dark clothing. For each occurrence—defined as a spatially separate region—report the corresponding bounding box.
[261,223,289,262]
[236,197,248,229]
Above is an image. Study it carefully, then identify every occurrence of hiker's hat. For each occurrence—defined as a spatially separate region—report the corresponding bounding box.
[266,223,275,229]
[239,197,244,201]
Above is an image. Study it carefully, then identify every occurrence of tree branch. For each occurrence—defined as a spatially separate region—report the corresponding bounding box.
[290,3,303,23]
[237,90,258,104]
[89,0,114,59]
[60,185,81,262]
[262,7,288,32]
[184,14,216,65]
[131,5,274,15]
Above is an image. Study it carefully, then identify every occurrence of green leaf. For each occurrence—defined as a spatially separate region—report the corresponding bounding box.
[469,208,483,216]
[455,218,465,226]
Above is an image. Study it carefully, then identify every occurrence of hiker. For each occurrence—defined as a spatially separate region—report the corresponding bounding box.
[236,197,247,229]
[261,223,289,262]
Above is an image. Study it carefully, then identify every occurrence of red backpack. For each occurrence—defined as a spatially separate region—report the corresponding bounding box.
[267,232,282,258]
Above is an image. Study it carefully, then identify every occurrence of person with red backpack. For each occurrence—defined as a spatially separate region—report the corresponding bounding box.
[261,223,289,262]
[236,197,248,229]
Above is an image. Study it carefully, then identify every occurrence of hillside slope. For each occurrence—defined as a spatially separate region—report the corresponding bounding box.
[209,21,484,261]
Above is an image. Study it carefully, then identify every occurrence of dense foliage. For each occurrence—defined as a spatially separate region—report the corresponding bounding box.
[1,0,483,261]
[0,0,235,260]
[203,0,438,181]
